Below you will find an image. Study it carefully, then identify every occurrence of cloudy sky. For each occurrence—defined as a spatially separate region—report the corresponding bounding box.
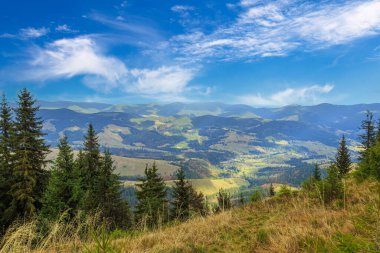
[1,0,380,106]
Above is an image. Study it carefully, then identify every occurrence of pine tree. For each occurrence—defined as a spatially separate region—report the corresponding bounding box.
[171,168,191,221]
[189,188,207,216]
[269,183,275,196]
[359,111,376,160]
[135,162,167,228]
[40,136,81,221]
[0,94,14,229]
[323,165,343,203]
[313,164,322,181]
[93,149,131,228]
[335,135,351,176]
[6,88,49,221]
[80,124,102,212]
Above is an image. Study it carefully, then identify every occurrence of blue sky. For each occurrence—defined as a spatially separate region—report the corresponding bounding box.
[1,0,380,106]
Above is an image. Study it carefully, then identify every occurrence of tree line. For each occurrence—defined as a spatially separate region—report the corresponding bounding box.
[0,89,207,234]
[301,110,380,204]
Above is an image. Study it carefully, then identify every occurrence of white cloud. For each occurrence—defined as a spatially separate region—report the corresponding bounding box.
[28,37,127,91]
[55,24,75,33]
[17,37,197,98]
[128,66,195,95]
[171,0,380,62]
[239,84,334,106]
[19,27,49,38]
[171,5,195,13]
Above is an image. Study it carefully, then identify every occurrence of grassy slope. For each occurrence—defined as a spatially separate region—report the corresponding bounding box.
[27,178,379,253]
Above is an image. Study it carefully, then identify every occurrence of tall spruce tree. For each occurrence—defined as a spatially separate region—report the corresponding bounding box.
[359,111,376,160]
[188,188,207,216]
[313,164,322,181]
[135,162,167,229]
[93,149,131,228]
[0,94,14,229]
[335,135,351,176]
[40,136,81,221]
[6,88,49,221]
[80,124,102,212]
[171,168,191,221]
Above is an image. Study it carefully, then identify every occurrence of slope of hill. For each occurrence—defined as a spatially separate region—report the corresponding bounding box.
[4,178,378,253]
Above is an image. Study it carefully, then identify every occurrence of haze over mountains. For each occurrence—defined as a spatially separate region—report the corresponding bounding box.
[36,101,380,187]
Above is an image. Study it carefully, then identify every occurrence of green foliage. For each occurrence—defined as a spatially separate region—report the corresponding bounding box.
[171,168,191,221]
[83,222,120,253]
[135,162,168,229]
[0,94,14,230]
[335,135,351,176]
[250,190,263,203]
[313,164,322,181]
[359,110,376,161]
[93,150,132,229]
[278,185,293,198]
[40,136,82,221]
[6,88,50,222]
[215,189,232,212]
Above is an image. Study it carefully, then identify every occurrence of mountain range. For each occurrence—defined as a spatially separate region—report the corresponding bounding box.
[37,101,380,188]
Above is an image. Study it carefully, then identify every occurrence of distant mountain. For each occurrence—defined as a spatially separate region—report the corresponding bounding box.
[37,101,380,185]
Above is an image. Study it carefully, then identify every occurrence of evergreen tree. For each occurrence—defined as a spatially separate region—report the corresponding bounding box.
[135,162,167,229]
[171,168,191,221]
[323,165,343,203]
[188,187,207,216]
[269,183,275,196]
[5,88,49,221]
[0,94,14,229]
[80,124,102,212]
[40,136,81,221]
[335,135,351,176]
[93,149,131,228]
[359,111,376,160]
[313,164,321,181]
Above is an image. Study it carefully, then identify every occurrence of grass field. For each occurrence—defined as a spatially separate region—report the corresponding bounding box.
[3,178,378,253]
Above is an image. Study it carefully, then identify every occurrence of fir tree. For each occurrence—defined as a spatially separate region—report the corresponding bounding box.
[188,187,207,216]
[269,183,275,196]
[313,164,322,181]
[359,111,376,160]
[40,136,81,221]
[6,88,49,221]
[323,165,343,203]
[0,94,14,229]
[135,162,167,228]
[335,135,351,176]
[171,168,191,221]
[93,149,131,228]
[80,124,102,212]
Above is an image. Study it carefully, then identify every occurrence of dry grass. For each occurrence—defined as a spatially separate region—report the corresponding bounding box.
[2,178,379,253]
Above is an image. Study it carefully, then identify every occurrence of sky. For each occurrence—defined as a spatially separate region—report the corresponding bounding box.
[1,0,380,107]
